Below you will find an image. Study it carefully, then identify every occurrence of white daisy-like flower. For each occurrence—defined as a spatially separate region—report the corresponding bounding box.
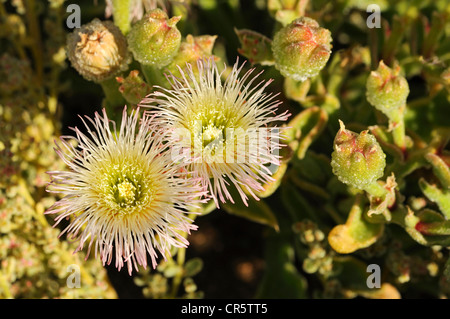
[46,107,204,274]
[140,58,290,206]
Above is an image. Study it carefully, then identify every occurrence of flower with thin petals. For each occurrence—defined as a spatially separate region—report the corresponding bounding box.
[140,59,290,206]
[45,107,204,274]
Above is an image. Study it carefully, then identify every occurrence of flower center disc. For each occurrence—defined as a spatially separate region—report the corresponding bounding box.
[116,180,137,206]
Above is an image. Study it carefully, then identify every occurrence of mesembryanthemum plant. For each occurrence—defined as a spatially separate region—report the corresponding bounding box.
[45,107,205,274]
[140,59,290,206]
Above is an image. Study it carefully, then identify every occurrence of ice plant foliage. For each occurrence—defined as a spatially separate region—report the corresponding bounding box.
[141,59,290,206]
[45,107,204,274]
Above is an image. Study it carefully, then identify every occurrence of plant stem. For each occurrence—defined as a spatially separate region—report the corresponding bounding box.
[368,26,379,70]
[112,0,131,35]
[382,15,405,66]
[388,107,406,151]
[100,77,126,121]
[363,181,387,198]
[170,246,186,298]
[141,64,167,88]
[170,213,197,298]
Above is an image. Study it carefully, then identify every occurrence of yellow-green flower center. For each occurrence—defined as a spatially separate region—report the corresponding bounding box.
[116,180,137,206]
[95,161,157,214]
[186,101,236,151]
[202,122,225,148]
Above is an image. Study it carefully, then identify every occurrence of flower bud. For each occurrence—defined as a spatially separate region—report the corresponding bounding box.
[331,121,386,190]
[272,17,332,82]
[116,70,152,105]
[127,8,181,68]
[235,29,274,66]
[66,18,131,82]
[166,34,218,76]
[366,60,409,116]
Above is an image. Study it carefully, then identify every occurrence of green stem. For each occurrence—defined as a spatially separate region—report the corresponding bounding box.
[382,15,406,66]
[289,174,330,200]
[363,181,387,198]
[369,26,379,70]
[141,64,167,88]
[422,12,446,59]
[112,0,131,35]
[100,77,126,121]
[170,213,197,298]
[170,247,186,298]
[296,0,309,17]
[388,107,406,151]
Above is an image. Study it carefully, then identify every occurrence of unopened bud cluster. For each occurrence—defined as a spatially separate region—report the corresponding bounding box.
[293,220,333,276]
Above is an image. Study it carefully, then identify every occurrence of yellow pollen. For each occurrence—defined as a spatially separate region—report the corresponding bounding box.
[117,180,136,205]
[203,124,223,143]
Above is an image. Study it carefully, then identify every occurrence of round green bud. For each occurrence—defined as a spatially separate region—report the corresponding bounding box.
[366,60,409,116]
[127,9,181,68]
[272,17,332,82]
[331,121,386,190]
[66,19,131,83]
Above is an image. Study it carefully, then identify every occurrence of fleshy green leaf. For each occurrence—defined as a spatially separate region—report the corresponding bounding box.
[184,258,204,278]
[328,195,384,254]
[234,28,274,66]
[255,233,307,298]
[419,177,450,219]
[332,256,400,298]
[253,145,292,198]
[284,106,328,159]
[222,187,279,230]
[425,153,450,189]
